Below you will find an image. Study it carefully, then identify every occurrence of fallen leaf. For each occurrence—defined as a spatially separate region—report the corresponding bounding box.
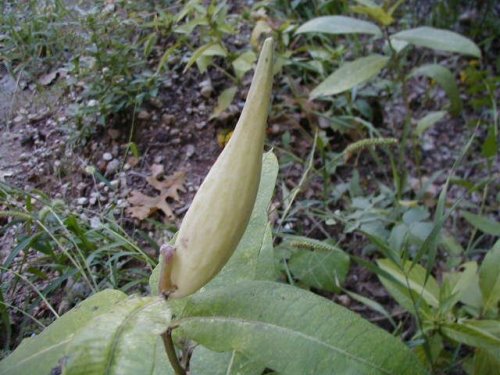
[126,166,185,221]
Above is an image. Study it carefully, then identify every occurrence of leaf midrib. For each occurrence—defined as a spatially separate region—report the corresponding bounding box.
[177,316,396,375]
[104,299,162,375]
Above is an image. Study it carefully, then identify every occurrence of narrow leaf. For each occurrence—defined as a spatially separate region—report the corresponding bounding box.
[177,281,428,375]
[296,16,382,36]
[415,111,447,137]
[311,54,389,98]
[411,64,462,115]
[479,240,500,314]
[462,211,500,236]
[441,320,500,351]
[210,86,237,120]
[377,259,440,309]
[392,27,481,57]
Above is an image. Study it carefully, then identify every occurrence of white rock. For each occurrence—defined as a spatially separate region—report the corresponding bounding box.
[103,152,113,161]
[77,197,88,206]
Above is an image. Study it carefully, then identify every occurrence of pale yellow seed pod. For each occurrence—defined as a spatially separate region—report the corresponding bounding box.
[159,37,274,298]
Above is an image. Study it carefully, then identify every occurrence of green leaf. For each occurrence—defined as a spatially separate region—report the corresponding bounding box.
[232,51,257,79]
[344,290,397,328]
[0,288,10,350]
[177,281,427,375]
[473,348,500,375]
[143,33,157,58]
[462,211,500,236]
[63,296,171,375]
[441,320,500,351]
[441,261,479,312]
[288,246,350,292]
[415,111,447,137]
[392,27,481,58]
[311,54,389,98]
[377,259,440,312]
[190,346,265,375]
[0,290,127,375]
[479,240,500,315]
[482,123,498,158]
[351,6,393,26]
[184,42,227,73]
[410,64,462,115]
[296,16,382,36]
[210,86,237,120]
[152,337,175,375]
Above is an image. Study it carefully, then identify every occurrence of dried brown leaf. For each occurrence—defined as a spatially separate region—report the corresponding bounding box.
[126,167,186,221]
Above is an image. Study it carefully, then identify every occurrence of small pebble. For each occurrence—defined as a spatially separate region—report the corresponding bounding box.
[105,159,120,175]
[77,197,88,206]
[137,110,151,120]
[103,152,113,161]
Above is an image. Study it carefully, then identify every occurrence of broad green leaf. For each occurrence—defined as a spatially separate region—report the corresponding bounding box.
[403,207,430,225]
[473,349,500,375]
[210,86,237,120]
[64,296,171,375]
[0,290,127,375]
[190,346,265,375]
[149,151,279,295]
[440,261,479,312]
[466,320,500,338]
[410,64,462,115]
[296,16,382,36]
[377,259,440,309]
[250,20,272,49]
[232,51,257,79]
[415,111,447,137]
[392,27,481,58]
[462,211,500,236]
[288,246,350,292]
[311,54,389,98]
[176,281,427,375]
[479,240,500,315]
[440,232,464,267]
[152,337,175,375]
[441,320,500,351]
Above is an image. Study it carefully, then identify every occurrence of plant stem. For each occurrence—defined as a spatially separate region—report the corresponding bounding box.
[162,327,186,375]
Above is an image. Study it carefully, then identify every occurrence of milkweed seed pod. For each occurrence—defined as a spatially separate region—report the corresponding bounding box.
[159,37,274,298]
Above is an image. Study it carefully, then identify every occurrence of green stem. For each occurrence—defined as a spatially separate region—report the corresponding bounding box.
[162,327,186,375]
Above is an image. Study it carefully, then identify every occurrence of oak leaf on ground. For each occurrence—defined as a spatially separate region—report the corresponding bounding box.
[126,165,185,221]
